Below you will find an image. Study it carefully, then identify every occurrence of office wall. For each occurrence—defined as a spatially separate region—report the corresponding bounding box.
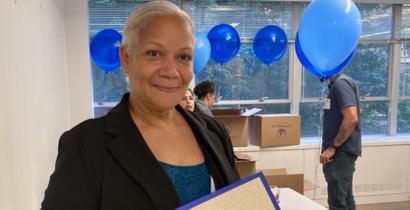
[0,0,92,209]
[235,140,410,206]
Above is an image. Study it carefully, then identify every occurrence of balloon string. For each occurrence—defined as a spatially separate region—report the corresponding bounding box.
[218,63,222,102]
[262,65,267,100]
[314,79,328,199]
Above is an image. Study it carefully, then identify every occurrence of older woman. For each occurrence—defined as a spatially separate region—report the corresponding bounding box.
[41,1,239,210]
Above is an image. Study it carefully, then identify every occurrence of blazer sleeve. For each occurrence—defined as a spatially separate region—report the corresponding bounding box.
[204,116,240,179]
[219,123,238,169]
[41,130,98,210]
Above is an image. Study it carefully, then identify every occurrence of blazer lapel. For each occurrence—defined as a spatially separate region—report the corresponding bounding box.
[177,106,238,186]
[104,94,179,209]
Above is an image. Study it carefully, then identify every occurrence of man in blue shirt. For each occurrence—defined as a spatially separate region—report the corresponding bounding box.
[320,72,362,210]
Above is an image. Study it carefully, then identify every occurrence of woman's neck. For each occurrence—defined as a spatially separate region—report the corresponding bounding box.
[128,94,176,127]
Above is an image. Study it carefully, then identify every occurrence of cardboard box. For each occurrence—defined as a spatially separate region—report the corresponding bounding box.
[303,179,315,192]
[213,109,248,147]
[249,114,300,147]
[211,108,241,115]
[261,168,304,194]
[235,153,256,178]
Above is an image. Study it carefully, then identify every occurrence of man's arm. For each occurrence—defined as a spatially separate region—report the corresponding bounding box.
[320,105,359,164]
[333,105,359,147]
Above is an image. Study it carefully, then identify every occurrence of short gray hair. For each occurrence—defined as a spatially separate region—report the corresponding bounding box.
[122,1,194,55]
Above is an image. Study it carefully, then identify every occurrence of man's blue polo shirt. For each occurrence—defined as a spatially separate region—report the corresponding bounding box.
[322,73,362,156]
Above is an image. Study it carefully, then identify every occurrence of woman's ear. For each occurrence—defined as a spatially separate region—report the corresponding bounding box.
[120,45,130,74]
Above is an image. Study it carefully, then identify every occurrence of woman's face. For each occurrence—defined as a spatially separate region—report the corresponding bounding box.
[206,92,216,107]
[179,90,195,112]
[121,14,194,111]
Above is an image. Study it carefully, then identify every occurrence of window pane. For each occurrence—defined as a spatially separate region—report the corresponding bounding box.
[89,1,129,37]
[300,101,388,137]
[94,106,113,118]
[301,70,328,99]
[196,43,289,100]
[300,3,392,39]
[89,0,138,103]
[358,4,392,39]
[400,42,410,96]
[402,4,410,38]
[398,100,410,134]
[91,62,127,103]
[345,43,389,97]
[300,102,322,137]
[302,43,389,99]
[191,1,292,101]
[189,1,292,38]
[360,101,388,135]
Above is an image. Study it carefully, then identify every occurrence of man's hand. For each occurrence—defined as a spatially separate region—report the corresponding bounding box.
[320,147,336,164]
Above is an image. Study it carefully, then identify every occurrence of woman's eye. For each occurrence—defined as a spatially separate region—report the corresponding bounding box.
[180,54,192,61]
[146,50,161,57]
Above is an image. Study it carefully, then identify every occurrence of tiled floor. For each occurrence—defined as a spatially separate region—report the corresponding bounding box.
[357,201,410,210]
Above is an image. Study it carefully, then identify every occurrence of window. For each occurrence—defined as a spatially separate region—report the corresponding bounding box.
[398,4,410,134]
[345,43,390,134]
[88,1,409,139]
[401,4,410,39]
[189,1,292,113]
[398,42,410,133]
[300,102,322,137]
[358,4,392,39]
[300,4,392,136]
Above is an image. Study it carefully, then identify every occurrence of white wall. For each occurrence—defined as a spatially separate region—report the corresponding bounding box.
[64,0,93,126]
[235,139,410,207]
[0,0,92,209]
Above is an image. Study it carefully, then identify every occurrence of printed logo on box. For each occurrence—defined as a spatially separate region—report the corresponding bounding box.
[276,128,286,138]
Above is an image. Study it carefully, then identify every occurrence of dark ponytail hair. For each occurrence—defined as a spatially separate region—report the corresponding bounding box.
[193,80,215,100]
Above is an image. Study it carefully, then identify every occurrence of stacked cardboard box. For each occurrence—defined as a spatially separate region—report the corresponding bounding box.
[234,153,256,178]
[212,109,248,147]
[248,114,300,147]
[261,168,304,194]
[213,109,301,148]
[213,109,306,194]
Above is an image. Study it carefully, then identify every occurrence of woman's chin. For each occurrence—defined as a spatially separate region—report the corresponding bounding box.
[155,100,180,111]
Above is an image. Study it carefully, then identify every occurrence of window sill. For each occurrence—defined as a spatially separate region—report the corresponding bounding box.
[234,135,410,152]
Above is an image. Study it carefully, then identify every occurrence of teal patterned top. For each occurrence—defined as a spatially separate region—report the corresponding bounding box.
[159,161,210,205]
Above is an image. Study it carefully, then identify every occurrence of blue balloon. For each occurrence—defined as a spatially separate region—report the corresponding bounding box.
[90,29,122,72]
[253,25,288,65]
[207,24,240,64]
[193,32,211,74]
[298,0,361,72]
[295,33,354,79]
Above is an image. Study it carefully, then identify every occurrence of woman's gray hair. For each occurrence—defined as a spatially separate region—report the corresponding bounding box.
[122,1,194,55]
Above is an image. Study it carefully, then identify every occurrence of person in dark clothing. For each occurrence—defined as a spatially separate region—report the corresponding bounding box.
[320,72,362,210]
[41,1,239,210]
[193,80,216,117]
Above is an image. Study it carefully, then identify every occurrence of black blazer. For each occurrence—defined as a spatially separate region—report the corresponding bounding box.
[41,94,240,210]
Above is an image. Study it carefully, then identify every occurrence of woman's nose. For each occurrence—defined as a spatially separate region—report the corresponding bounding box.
[158,56,178,78]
